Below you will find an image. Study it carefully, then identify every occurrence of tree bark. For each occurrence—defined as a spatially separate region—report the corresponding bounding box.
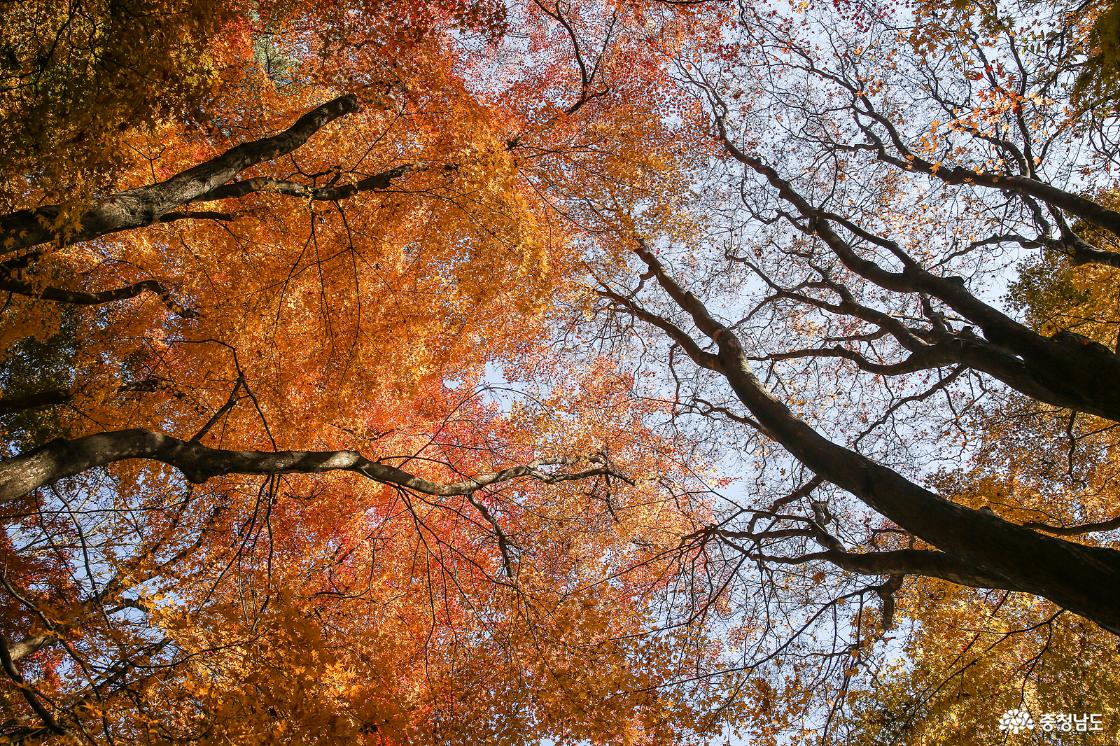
[0,428,619,503]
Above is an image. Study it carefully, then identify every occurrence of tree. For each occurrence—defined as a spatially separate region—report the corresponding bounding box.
[0,0,741,741]
[4,0,1120,742]
[575,0,1120,739]
[836,408,1120,744]
[0,0,238,211]
[822,236,1120,743]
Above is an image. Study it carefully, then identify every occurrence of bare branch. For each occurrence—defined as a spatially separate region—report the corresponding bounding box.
[0,428,627,503]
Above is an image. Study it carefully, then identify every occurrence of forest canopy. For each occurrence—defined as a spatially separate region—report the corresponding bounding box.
[2,0,1120,743]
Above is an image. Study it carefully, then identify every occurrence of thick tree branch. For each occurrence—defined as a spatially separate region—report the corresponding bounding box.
[596,286,721,371]
[0,389,71,416]
[1025,515,1120,536]
[734,542,1019,591]
[192,164,414,203]
[716,116,1120,421]
[0,94,361,253]
[6,635,52,664]
[853,100,1120,245]
[627,238,1120,635]
[0,428,625,503]
[0,632,64,735]
[0,275,197,318]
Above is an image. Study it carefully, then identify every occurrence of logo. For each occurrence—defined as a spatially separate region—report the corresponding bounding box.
[999,709,1035,734]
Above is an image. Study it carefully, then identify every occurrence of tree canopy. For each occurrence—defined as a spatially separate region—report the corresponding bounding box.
[2,0,1120,743]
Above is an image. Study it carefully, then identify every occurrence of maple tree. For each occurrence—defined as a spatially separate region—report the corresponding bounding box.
[4,0,1120,743]
[0,0,742,742]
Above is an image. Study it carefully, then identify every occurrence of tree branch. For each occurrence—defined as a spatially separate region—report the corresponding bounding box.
[0,428,626,503]
[715,114,1120,421]
[626,237,1120,635]
[0,389,71,417]
[0,94,361,253]
[0,275,197,318]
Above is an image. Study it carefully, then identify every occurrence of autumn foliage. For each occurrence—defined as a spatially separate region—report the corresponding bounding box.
[3,0,1120,743]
